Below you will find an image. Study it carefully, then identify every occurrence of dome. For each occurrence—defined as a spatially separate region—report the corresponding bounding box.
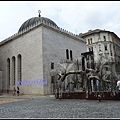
[18,16,58,33]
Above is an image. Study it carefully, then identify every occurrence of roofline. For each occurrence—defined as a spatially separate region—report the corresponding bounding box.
[79,29,120,40]
[0,20,85,46]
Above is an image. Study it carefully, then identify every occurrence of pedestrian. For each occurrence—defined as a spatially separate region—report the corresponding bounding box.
[98,93,101,102]
[13,87,16,96]
[17,86,20,96]
[117,79,120,96]
[59,87,62,100]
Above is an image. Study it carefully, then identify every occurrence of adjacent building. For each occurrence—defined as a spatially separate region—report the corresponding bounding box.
[79,29,120,78]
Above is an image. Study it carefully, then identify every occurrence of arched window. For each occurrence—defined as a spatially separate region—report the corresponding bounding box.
[70,50,73,61]
[66,49,69,59]
[12,56,16,85]
[17,54,22,85]
[7,58,10,88]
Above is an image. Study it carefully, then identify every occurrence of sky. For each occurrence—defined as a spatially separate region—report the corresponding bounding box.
[0,1,120,42]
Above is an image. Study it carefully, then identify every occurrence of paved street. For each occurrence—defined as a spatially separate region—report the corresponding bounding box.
[0,95,120,118]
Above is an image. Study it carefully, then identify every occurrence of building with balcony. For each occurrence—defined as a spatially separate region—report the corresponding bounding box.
[79,29,120,78]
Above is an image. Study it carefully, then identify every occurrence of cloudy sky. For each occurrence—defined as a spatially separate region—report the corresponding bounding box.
[0,1,120,42]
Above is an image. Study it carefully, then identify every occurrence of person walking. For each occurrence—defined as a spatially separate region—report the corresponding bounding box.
[98,93,101,102]
[117,79,120,96]
[17,86,20,96]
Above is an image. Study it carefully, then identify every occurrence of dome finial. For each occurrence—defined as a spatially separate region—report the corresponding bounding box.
[38,10,41,17]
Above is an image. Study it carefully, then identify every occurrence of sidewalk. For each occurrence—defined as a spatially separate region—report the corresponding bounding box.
[0,93,52,99]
